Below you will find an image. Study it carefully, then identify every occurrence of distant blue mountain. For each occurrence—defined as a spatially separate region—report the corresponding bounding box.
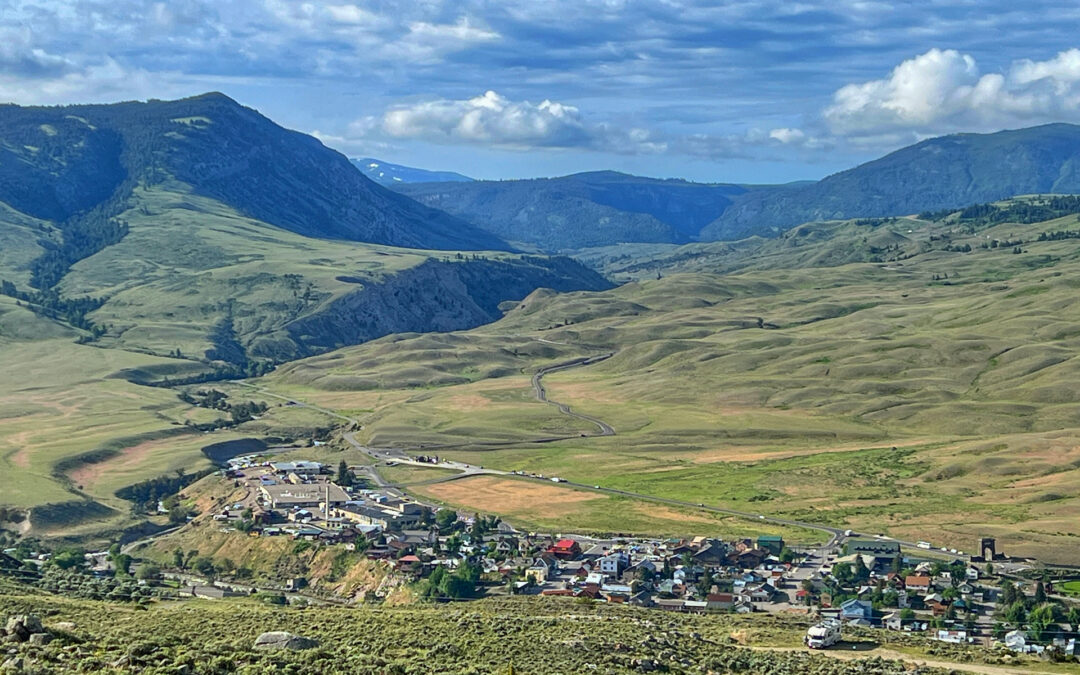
[351,158,473,186]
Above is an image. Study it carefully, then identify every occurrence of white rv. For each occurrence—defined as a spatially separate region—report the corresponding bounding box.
[805,619,841,649]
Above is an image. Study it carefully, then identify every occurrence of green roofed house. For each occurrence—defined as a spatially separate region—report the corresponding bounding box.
[757,535,784,556]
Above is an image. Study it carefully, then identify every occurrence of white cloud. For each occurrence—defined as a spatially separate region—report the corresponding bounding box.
[384,17,501,64]
[822,48,1080,140]
[768,127,805,144]
[380,90,665,153]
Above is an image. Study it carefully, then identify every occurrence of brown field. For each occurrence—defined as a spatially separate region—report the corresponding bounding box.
[413,475,605,519]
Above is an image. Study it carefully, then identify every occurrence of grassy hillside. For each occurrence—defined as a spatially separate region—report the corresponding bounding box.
[261,205,1080,561]
[0,325,341,538]
[41,184,607,363]
[0,578,1061,674]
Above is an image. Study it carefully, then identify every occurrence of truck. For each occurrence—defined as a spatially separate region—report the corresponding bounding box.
[917,541,931,549]
[805,619,841,650]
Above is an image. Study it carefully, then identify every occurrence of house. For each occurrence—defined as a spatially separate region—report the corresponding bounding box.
[883,611,902,631]
[839,598,873,621]
[936,630,968,644]
[756,535,784,556]
[904,575,932,592]
[745,583,775,603]
[190,585,241,600]
[706,593,734,611]
[735,549,768,569]
[629,591,655,607]
[626,559,658,578]
[576,585,602,600]
[693,541,729,565]
[1004,629,1028,652]
[602,583,633,600]
[683,600,707,613]
[1052,638,1076,656]
[598,552,629,577]
[525,562,550,584]
[547,538,582,560]
[896,590,910,608]
[654,598,686,612]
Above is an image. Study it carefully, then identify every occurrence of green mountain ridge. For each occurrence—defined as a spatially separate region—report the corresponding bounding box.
[395,171,749,249]
[0,94,609,365]
[393,124,1080,250]
[703,123,1080,239]
[0,92,510,258]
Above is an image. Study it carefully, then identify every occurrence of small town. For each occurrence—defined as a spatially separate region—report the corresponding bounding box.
[7,453,1076,665]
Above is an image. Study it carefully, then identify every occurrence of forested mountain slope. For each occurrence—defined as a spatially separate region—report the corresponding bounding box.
[704,123,1080,238]
[396,171,749,249]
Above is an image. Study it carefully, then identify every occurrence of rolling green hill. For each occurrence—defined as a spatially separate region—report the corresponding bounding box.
[395,171,749,249]
[704,124,1080,239]
[263,201,1080,561]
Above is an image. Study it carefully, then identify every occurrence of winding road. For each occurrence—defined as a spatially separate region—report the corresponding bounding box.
[530,353,616,436]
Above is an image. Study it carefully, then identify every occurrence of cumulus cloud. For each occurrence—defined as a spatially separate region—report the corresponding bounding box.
[381,90,665,153]
[823,48,1080,141]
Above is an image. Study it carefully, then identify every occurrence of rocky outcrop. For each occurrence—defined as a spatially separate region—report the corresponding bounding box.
[2,614,46,644]
[253,631,319,650]
[262,256,612,360]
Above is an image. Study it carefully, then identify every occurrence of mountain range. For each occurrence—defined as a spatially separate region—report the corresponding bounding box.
[0,93,508,257]
[0,93,608,364]
[389,123,1080,249]
[395,171,751,249]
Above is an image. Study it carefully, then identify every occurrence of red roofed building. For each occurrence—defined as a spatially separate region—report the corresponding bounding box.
[548,538,582,560]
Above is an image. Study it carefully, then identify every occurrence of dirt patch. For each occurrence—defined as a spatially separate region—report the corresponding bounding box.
[66,440,158,491]
[414,475,604,519]
[7,432,38,468]
[444,393,494,412]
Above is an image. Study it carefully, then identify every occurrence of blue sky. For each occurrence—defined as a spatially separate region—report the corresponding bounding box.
[3,1,1080,182]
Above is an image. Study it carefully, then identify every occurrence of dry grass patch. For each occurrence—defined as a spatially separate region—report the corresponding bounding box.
[414,475,604,519]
